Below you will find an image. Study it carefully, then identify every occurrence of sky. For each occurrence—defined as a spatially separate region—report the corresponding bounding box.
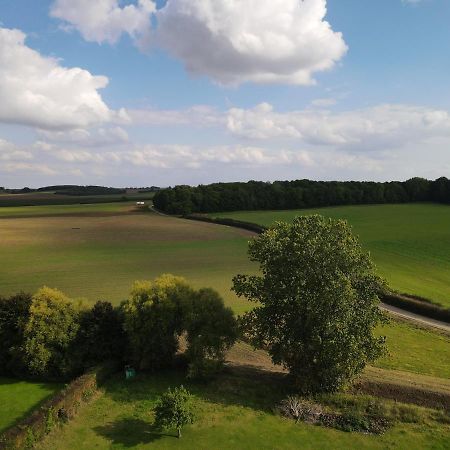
[0,0,449,188]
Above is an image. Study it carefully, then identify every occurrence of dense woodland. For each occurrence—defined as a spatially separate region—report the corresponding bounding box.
[153,177,450,214]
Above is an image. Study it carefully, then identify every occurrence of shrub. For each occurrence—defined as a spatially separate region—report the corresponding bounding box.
[279,397,323,424]
[278,395,391,434]
[154,386,195,439]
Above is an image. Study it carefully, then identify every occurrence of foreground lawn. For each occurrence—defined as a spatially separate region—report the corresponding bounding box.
[37,371,450,450]
[213,204,450,307]
[0,378,62,433]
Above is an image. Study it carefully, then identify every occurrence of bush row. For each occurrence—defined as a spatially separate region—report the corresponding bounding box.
[0,363,116,450]
[380,293,450,324]
[183,214,267,234]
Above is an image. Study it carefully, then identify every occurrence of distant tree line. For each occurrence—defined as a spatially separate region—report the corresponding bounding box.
[0,275,237,381]
[153,177,450,214]
[0,185,126,196]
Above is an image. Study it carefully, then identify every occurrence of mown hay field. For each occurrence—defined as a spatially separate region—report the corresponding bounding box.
[0,203,255,314]
[212,203,450,308]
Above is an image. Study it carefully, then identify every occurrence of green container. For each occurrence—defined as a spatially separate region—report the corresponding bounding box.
[125,367,136,380]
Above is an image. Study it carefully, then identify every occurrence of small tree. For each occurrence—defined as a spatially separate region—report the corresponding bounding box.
[154,386,195,438]
[233,215,387,393]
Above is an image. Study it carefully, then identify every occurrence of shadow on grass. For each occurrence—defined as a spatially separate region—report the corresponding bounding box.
[94,418,176,447]
[101,365,291,416]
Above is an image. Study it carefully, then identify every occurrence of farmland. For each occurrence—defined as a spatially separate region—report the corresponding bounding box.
[1,201,450,449]
[212,204,450,308]
[0,203,255,314]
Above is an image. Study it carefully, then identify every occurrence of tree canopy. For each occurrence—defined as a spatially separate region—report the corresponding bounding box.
[154,386,195,438]
[153,177,450,215]
[233,215,387,393]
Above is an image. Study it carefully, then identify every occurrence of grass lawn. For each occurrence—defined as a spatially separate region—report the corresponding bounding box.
[0,378,62,433]
[0,206,256,314]
[376,320,450,378]
[36,371,450,450]
[212,203,450,308]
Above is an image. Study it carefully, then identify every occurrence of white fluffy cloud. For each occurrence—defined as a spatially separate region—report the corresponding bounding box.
[51,0,347,86]
[227,103,450,149]
[0,27,128,130]
[156,0,347,85]
[50,0,155,45]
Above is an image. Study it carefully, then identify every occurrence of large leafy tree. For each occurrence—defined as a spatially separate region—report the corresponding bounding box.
[121,275,194,370]
[233,215,387,393]
[74,301,125,369]
[0,292,32,375]
[184,288,238,379]
[22,287,81,378]
[154,386,195,439]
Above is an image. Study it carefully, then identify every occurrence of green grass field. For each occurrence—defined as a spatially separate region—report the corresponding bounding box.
[212,204,450,308]
[0,378,62,433]
[0,204,256,314]
[36,371,450,450]
[375,320,450,378]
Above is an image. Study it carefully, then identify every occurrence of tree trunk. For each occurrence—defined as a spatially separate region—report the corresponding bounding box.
[177,428,181,439]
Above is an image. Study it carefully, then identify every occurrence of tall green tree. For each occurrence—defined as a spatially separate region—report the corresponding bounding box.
[121,275,194,370]
[154,386,195,438]
[22,287,81,378]
[233,215,387,393]
[0,292,32,375]
[184,288,238,379]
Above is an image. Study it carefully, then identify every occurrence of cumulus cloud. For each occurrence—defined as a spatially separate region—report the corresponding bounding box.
[155,0,347,85]
[38,142,313,170]
[51,0,347,86]
[227,103,450,149]
[0,27,128,130]
[50,0,155,46]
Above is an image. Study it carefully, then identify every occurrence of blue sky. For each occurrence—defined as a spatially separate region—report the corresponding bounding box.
[0,0,449,187]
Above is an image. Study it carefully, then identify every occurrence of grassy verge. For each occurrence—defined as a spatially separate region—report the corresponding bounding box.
[375,319,450,378]
[0,378,62,433]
